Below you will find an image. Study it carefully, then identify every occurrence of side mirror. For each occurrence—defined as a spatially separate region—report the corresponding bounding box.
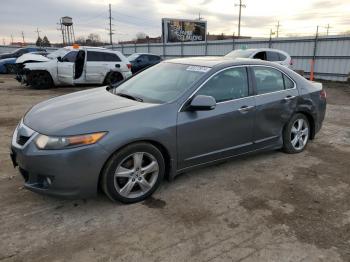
[57,56,62,62]
[188,95,216,111]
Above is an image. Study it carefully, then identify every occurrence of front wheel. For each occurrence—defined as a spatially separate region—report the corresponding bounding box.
[28,71,53,89]
[101,143,165,203]
[104,72,123,86]
[283,113,310,154]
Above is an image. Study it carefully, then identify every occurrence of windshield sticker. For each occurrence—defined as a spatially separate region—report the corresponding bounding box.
[186,66,211,73]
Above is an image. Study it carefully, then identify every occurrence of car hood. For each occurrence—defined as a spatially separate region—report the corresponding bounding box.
[0,53,13,59]
[16,53,49,63]
[24,87,153,135]
[0,58,16,64]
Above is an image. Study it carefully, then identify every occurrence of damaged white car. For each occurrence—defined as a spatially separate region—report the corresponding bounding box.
[16,46,132,89]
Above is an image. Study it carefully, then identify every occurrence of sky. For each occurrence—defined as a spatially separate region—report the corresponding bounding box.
[0,0,349,44]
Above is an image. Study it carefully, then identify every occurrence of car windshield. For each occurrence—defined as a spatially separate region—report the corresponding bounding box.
[128,54,140,61]
[47,48,70,59]
[112,62,209,103]
[225,49,255,58]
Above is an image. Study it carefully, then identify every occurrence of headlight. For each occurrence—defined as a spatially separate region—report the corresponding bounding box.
[35,132,107,150]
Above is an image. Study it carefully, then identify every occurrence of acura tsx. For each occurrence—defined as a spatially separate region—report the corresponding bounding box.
[10,57,326,203]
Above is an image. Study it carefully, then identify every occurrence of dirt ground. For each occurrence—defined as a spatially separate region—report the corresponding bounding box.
[0,75,349,262]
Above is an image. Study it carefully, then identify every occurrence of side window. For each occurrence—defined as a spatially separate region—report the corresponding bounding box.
[266,51,280,61]
[253,67,284,94]
[103,52,121,62]
[278,53,287,61]
[87,51,105,62]
[283,75,294,89]
[196,67,249,103]
[139,55,148,62]
[149,55,160,62]
[62,51,78,62]
[253,51,266,60]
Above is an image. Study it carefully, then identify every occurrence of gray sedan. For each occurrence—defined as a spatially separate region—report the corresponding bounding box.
[10,57,326,203]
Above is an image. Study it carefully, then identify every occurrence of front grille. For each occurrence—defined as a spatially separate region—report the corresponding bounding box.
[17,135,30,146]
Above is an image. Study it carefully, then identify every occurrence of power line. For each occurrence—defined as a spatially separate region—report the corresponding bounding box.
[235,0,246,38]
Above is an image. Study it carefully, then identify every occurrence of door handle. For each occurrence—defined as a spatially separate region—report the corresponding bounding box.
[284,95,296,101]
[238,105,254,113]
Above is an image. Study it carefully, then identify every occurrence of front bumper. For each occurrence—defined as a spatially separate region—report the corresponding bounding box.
[10,123,110,199]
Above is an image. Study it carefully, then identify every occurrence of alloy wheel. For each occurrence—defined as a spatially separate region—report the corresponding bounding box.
[290,118,309,150]
[113,152,159,199]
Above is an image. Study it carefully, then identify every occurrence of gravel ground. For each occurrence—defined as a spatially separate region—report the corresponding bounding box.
[0,75,349,262]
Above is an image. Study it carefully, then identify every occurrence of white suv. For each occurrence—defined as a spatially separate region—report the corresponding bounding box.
[16,46,132,89]
[225,48,292,68]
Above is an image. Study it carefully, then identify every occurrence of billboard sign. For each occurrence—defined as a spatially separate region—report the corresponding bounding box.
[162,18,207,43]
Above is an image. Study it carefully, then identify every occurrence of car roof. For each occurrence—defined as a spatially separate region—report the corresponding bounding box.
[63,46,122,54]
[166,56,280,68]
[234,48,289,54]
[132,53,160,56]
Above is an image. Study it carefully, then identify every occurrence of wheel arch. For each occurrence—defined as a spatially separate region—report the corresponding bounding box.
[293,110,316,140]
[26,69,55,87]
[97,139,173,193]
[103,70,124,85]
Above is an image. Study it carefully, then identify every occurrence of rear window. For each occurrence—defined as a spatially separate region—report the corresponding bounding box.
[87,51,121,62]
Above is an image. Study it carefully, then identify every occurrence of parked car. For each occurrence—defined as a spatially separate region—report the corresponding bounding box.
[128,53,162,73]
[0,51,50,74]
[16,46,132,89]
[10,58,326,203]
[0,47,46,60]
[225,48,292,68]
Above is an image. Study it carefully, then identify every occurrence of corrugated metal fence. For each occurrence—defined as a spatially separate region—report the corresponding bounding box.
[1,35,349,81]
[109,35,350,82]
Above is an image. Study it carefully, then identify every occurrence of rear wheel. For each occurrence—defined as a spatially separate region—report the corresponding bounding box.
[283,113,310,154]
[28,71,53,89]
[104,71,123,86]
[102,143,165,203]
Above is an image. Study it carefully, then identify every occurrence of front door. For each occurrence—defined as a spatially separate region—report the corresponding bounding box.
[57,50,77,85]
[251,66,299,146]
[177,67,255,169]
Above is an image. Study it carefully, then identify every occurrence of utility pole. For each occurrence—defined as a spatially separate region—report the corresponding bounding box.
[276,21,280,38]
[35,28,41,38]
[198,12,203,20]
[10,34,13,45]
[326,24,331,36]
[235,0,246,38]
[21,31,25,44]
[2,38,5,45]
[108,3,114,49]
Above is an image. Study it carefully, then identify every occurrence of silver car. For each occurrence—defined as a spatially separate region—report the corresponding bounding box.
[10,57,326,203]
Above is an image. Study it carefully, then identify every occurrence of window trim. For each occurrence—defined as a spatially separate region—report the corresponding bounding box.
[180,64,296,112]
[250,65,296,97]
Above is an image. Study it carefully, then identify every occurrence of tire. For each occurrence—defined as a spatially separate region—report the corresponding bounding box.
[104,71,123,86]
[283,113,310,154]
[29,71,53,89]
[101,143,165,204]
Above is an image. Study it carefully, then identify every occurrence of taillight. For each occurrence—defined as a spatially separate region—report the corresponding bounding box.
[320,89,326,99]
[127,64,132,70]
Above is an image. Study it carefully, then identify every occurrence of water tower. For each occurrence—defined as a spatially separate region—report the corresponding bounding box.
[59,16,75,45]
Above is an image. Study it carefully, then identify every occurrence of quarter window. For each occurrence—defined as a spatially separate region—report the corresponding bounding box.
[283,75,294,89]
[266,51,280,61]
[197,67,249,103]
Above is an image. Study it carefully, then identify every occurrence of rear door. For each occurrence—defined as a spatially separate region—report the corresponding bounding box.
[57,51,77,85]
[177,66,255,169]
[251,66,298,147]
[86,51,109,83]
